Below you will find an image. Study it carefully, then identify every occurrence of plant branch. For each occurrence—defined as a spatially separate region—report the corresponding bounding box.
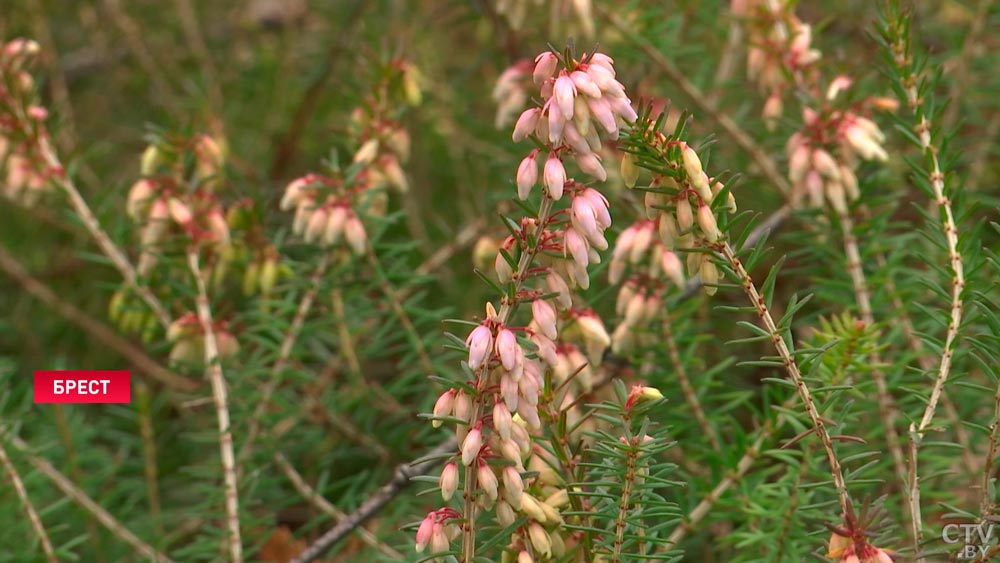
[660,309,720,453]
[7,434,177,563]
[718,241,850,514]
[0,435,57,563]
[287,438,458,563]
[0,244,198,392]
[272,451,403,560]
[33,135,173,329]
[187,249,243,563]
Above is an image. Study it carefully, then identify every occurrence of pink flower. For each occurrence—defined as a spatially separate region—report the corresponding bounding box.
[564,227,590,269]
[415,513,435,552]
[554,72,577,119]
[431,389,455,428]
[575,152,607,183]
[466,324,494,370]
[439,462,458,501]
[495,328,520,371]
[477,461,499,501]
[512,108,541,142]
[546,99,566,143]
[543,153,566,200]
[532,52,558,84]
[493,401,513,441]
[516,151,539,200]
[531,299,558,340]
[461,424,483,466]
[344,214,367,254]
[586,97,617,135]
[570,70,601,98]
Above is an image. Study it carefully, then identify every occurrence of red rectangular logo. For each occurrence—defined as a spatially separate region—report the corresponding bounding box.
[33,370,131,404]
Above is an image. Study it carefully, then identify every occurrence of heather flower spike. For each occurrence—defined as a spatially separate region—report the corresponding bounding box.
[422,45,634,561]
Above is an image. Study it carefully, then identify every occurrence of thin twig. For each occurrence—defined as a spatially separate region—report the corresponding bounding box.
[272,452,403,560]
[0,436,58,563]
[887,16,967,557]
[187,250,243,563]
[136,383,165,541]
[719,241,850,514]
[8,434,177,563]
[288,438,458,563]
[0,244,198,391]
[33,135,173,329]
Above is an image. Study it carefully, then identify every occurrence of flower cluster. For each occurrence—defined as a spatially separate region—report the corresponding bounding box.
[785,79,890,214]
[127,136,231,276]
[622,132,736,299]
[419,47,633,562]
[732,0,822,129]
[606,218,686,352]
[0,38,56,207]
[348,105,412,195]
[164,311,240,366]
[280,173,370,254]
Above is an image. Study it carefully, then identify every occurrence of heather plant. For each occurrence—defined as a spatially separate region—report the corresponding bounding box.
[1,2,999,563]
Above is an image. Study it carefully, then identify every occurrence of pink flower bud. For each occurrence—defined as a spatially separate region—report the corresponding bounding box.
[466,324,494,370]
[304,207,328,243]
[516,152,538,201]
[431,389,455,428]
[789,143,812,184]
[494,401,513,441]
[675,197,694,233]
[461,425,483,466]
[429,523,450,554]
[167,198,193,226]
[660,250,685,287]
[554,72,577,119]
[520,493,547,522]
[518,550,534,563]
[502,465,524,507]
[588,52,615,73]
[531,299,558,340]
[546,99,566,143]
[575,151,607,182]
[543,153,566,200]
[477,461,499,501]
[496,501,517,527]
[344,214,367,254]
[528,522,552,557]
[629,222,653,264]
[570,70,601,98]
[439,462,459,500]
[532,52,558,84]
[453,391,472,423]
[530,332,558,367]
[697,203,720,242]
[496,328,519,371]
[561,122,591,154]
[415,513,435,552]
[564,227,590,269]
[681,144,703,183]
[812,149,840,180]
[495,250,513,284]
[512,108,541,142]
[501,374,519,412]
[585,97,617,135]
[323,206,348,245]
[546,271,572,309]
[126,179,157,221]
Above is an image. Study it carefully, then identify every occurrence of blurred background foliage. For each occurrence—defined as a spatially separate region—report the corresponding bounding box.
[0,0,998,562]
